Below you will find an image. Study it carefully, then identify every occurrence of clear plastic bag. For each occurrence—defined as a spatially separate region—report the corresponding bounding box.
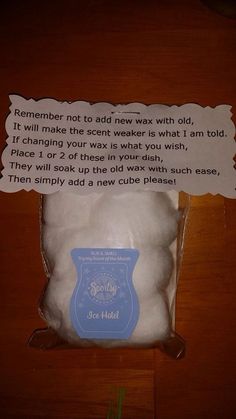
[29,190,189,358]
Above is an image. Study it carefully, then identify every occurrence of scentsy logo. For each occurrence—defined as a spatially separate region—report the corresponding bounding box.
[88,274,118,303]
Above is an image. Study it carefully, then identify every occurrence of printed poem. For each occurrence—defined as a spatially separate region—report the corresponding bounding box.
[0,95,235,197]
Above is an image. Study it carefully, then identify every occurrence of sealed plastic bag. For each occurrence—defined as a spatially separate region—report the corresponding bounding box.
[29,190,188,357]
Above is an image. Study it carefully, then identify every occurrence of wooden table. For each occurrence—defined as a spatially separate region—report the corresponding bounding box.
[0,1,235,418]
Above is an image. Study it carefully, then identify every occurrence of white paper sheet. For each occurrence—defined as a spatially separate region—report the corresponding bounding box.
[0,95,235,197]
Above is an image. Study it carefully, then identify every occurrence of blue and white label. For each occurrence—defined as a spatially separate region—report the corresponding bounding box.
[70,248,139,340]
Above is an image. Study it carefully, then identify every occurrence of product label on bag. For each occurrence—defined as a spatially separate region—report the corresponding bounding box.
[0,94,235,197]
[70,248,139,339]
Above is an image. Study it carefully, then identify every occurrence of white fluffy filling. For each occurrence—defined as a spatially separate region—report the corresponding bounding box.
[41,190,179,346]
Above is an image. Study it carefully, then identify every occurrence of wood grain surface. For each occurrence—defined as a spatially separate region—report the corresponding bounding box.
[0,1,235,418]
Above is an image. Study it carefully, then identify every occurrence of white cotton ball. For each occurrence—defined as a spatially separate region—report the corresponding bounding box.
[42,274,91,347]
[133,246,173,298]
[42,223,135,276]
[130,293,171,345]
[41,225,76,275]
[92,191,179,247]
[42,273,75,331]
[41,225,97,276]
[41,225,81,275]
[42,191,102,228]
